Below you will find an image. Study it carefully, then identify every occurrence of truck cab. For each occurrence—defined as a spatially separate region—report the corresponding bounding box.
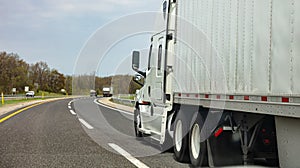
[90,90,97,97]
[102,87,112,97]
[131,0,177,144]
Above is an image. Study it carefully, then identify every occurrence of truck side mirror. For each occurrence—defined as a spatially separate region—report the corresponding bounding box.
[132,51,140,71]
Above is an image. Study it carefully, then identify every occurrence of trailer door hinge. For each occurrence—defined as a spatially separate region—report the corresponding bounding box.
[167,33,173,40]
[167,66,173,73]
[166,94,171,101]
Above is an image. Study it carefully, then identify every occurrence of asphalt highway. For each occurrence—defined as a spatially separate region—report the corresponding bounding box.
[0,97,189,168]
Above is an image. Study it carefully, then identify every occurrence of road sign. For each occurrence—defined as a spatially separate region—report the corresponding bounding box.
[25,86,29,92]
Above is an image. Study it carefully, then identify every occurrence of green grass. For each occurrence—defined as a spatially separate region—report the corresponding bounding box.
[0,98,44,107]
[0,91,68,107]
[35,91,65,97]
[0,94,66,107]
[6,91,66,98]
[118,95,135,100]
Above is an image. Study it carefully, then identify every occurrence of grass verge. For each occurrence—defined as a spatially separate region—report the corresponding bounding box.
[35,91,65,97]
[0,97,52,107]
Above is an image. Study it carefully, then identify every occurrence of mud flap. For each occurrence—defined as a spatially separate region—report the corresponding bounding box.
[208,131,243,167]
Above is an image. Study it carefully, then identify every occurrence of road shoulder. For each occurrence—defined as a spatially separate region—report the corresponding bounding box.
[97,97,134,113]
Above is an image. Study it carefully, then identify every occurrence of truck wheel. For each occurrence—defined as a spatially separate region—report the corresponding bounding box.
[173,114,190,163]
[134,109,143,137]
[189,113,208,166]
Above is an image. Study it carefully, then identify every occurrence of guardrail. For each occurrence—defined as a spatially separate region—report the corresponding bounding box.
[111,96,135,107]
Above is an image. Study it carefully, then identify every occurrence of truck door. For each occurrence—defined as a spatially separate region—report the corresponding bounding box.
[150,34,166,107]
[140,33,166,137]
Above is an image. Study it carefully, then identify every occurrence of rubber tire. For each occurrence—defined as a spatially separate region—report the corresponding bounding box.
[173,114,190,163]
[189,113,208,167]
[134,109,143,137]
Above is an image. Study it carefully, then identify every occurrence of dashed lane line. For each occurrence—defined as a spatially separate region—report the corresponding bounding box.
[108,143,149,168]
[69,110,76,115]
[78,118,94,129]
[74,98,148,168]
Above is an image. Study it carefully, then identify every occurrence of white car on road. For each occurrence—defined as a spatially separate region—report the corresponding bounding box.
[25,91,35,97]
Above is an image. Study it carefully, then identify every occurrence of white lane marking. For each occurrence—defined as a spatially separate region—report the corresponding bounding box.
[78,118,94,129]
[93,99,133,116]
[69,110,76,115]
[68,98,81,106]
[108,143,149,168]
[68,99,75,108]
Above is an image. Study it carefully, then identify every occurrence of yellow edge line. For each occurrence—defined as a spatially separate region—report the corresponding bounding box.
[0,101,49,123]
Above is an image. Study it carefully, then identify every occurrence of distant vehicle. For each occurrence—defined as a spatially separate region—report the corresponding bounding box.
[102,87,113,97]
[90,90,97,97]
[25,91,35,97]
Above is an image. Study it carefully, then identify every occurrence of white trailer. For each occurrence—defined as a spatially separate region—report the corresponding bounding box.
[132,0,300,167]
[102,87,113,97]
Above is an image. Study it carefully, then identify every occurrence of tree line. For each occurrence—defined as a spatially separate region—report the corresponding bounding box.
[0,52,71,94]
[72,74,141,95]
[1,51,140,95]
[95,75,141,95]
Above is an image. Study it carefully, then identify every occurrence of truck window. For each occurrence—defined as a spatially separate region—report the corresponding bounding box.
[148,45,152,70]
[157,45,162,73]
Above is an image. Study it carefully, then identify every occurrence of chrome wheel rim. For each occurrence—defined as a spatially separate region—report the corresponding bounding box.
[175,120,183,152]
[191,123,200,159]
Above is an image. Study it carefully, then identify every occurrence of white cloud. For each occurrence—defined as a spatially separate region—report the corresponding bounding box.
[0,0,162,31]
[0,0,161,19]
[0,0,163,75]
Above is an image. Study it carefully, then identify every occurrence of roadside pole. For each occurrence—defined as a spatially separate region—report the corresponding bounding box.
[1,92,4,105]
[42,92,44,99]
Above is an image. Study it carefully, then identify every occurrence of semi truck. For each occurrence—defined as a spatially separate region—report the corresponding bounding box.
[102,87,113,97]
[90,89,97,97]
[131,0,300,167]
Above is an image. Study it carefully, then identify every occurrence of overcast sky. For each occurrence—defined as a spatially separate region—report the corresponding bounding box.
[0,0,163,76]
